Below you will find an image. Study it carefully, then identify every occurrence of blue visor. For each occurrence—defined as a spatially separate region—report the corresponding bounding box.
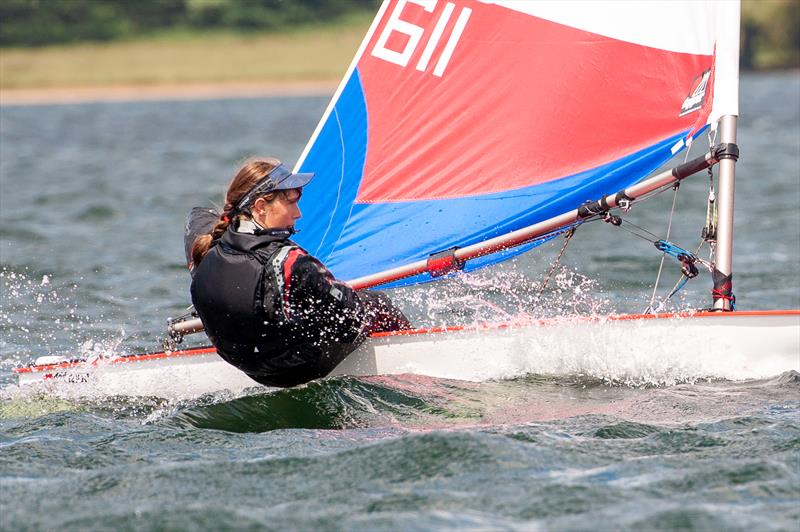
[235,164,314,212]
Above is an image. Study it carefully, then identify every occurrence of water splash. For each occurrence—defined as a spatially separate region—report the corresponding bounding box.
[0,267,128,374]
[392,251,615,328]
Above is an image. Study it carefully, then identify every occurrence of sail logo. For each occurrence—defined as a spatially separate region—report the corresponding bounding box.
[371,0,472,77]
[679,69,711,116]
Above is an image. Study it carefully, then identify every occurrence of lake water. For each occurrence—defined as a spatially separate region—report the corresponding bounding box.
[1,72,799,530]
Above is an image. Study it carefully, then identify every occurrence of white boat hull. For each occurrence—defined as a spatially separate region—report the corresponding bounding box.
[13,311,800,399]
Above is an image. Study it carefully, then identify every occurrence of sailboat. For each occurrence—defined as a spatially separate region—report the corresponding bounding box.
[15,0,799,397]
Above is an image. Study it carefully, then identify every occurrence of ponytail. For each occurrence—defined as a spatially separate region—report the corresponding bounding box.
[191,213,233,267]
[191,157,282,268]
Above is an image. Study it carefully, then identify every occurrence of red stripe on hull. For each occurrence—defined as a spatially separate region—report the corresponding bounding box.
[13,347,218,374]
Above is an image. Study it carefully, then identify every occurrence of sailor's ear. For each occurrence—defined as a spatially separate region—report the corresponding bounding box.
[252,197,268,215]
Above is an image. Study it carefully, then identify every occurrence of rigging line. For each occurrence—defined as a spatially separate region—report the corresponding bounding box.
[693,238,712,270]
[535,226,577,302]
[633,186,670,203]
[648,274,689,314]
[697,237,716,266]
[616,180,679,216]
[617,219,662,241]
[615,220,661,243]
[647,183,681,313]
[683,131,694,163]
[707,125,718,150]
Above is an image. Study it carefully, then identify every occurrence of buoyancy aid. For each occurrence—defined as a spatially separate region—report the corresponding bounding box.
[190,221,409,387]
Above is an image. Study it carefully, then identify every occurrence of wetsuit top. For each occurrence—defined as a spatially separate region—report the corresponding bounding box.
[190,219,409,388]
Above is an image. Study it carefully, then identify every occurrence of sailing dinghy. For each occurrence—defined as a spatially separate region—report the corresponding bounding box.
[15,0,799,397]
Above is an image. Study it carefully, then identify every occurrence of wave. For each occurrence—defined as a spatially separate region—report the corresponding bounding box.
[3,403,797,531]
[4,370,798,435]
[159,370,800,433]
[164,375,470,433]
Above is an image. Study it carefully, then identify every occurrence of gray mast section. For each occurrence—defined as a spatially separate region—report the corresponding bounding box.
[714,115,737,311]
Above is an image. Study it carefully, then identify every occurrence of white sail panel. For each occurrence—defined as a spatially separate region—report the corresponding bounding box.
[482,0,722,54]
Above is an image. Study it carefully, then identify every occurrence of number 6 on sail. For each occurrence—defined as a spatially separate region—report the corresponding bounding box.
[371,0,472,78]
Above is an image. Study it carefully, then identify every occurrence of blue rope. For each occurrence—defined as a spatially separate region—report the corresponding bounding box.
[654,240,696,262]
[666,275,690,299]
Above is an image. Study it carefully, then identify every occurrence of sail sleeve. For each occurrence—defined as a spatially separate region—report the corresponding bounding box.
[293,0,738,287]
[710,1,740,123]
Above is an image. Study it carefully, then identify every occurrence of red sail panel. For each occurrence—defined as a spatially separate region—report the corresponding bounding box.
[355,0,714,203]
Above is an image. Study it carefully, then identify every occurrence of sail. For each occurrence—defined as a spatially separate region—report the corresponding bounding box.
[293,0,740,288]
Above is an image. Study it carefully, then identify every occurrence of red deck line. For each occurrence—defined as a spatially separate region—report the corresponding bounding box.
[13,346,218,374]
[370,309,800,338]
[13,309,799,374]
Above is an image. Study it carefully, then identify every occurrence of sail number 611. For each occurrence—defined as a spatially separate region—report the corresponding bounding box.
[371,0,472,77]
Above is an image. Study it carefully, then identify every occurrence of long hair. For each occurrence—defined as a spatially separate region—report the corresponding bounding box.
[191,157,280,267]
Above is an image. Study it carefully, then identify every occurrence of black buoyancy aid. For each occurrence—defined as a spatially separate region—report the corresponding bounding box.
[190,223,410,387]
[191,227,297,365]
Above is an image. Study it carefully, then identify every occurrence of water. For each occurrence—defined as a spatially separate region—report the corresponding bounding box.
[1,72,799,530]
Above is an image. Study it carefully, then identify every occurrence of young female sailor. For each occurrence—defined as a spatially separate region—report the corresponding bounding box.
[189,158,410,388]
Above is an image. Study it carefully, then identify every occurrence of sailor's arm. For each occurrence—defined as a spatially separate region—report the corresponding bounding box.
[285,253,410,338]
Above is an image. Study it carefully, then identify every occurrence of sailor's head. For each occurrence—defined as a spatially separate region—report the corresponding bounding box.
[225,158,314,231]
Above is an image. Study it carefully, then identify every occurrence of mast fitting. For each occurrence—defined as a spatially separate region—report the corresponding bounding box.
[671,143,737,181]
[713,142,739,161]
[427,247,465,277]
[577,192,633,219]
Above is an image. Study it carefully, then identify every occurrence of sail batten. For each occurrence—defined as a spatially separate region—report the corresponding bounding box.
[293,0,739,288]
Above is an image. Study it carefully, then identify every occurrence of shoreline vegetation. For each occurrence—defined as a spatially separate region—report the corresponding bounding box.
[1,1,798,106]
[0,82,340,106]
[1,16,371,105]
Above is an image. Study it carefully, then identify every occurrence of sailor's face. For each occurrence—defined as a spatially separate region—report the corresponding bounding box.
[256,189,302,230]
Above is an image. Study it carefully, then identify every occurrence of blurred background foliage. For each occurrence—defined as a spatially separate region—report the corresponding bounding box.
[0,0,797,70]
[0,0,379,44]
[740,0,799,69]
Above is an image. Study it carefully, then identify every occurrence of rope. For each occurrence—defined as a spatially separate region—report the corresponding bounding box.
[645,183,681,313]
[535,226,577,301]
[666,275,689,300]
[615,219,663,242]
[589,137,724,313]
[712,289,736,310]
[702,165,718,243]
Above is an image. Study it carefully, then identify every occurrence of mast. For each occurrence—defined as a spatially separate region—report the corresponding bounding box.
[713,115,737,311]
[709,1,741,311]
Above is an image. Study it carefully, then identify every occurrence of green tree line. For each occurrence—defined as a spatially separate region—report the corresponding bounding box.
[0,0,380,45]
[741,0,799,69]
[1,0,797,69]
